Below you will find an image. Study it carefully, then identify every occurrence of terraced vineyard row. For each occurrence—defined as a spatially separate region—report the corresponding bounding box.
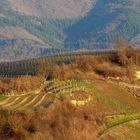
[0,80,85,110]
[0,50,116,77]
[44,79,85,95]
[0,94,50,110]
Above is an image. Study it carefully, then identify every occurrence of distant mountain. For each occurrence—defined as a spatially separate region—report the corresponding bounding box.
[0,0,140,59]
[7,0,93,19]
[65,0,140,49]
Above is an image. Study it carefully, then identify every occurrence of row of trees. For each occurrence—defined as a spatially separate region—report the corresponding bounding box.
[0,41,139,82]
[0,50,113,78]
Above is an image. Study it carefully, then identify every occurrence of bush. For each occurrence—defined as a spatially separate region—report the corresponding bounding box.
[114,40,138,66]
[0,100,102,140]
[0,76,43,95]
[95,63,127,77]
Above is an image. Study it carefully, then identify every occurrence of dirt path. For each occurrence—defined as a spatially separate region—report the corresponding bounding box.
[119,82,140,89]
[99,113,140,137]
[119,82,140,100]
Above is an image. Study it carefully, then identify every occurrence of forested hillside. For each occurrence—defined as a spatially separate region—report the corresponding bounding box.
[0,0,140,59]
[65,0,140,49]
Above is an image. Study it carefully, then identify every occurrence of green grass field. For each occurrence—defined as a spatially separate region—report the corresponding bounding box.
[0,95,6,102]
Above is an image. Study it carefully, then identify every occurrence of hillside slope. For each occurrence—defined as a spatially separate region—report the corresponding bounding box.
[7,0,93,19]
[0,0,140,59]
[65,0,140,49]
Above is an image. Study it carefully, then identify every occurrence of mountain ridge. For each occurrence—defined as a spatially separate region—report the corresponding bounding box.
[0,0,140,59]
[7,0,94,19]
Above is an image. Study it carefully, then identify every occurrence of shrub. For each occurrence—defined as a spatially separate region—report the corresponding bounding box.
[95,62,127,77]
[0,76,43,95]
[114,40,137,66]
[0,100,101,140]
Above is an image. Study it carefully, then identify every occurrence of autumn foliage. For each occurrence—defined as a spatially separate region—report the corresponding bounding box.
[0,76,43,95]
[0,100,101,140]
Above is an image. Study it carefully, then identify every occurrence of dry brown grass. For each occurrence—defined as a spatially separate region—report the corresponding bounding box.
[94,62,127,77]
[49,42,140,82]
[51,56,134,81]
[115,41,137,66]
[0,76,43,95]
[0,100,102,140]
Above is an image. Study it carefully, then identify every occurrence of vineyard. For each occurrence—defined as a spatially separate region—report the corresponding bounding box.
[0,50,116,77]
[0,77,140,139]
[0,79,85,110]
[0,0,140,139]
[0,48,140,139]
